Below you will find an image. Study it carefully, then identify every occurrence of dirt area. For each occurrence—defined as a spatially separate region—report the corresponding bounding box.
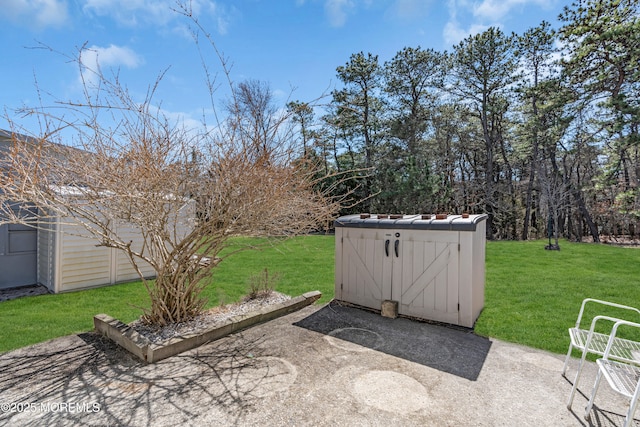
[598,235,640,246]
[0,284,50,302]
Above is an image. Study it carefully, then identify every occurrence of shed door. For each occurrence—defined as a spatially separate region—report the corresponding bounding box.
[392,230,459,324]
[339,228,393,310]
[0,205,38,289]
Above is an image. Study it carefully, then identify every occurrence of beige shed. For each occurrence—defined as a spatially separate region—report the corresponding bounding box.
[1,129,195,293]
[334,213,488,328]
[36,199,194,293]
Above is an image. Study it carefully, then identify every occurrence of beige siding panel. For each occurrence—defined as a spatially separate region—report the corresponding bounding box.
[172,201,196,241]
[393,232,459,325]
[58,222,112,291]
[43,200,193,292]
[113,223,155,282]
[339,227,391,310]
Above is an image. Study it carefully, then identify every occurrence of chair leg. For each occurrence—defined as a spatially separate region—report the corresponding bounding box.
[562,343,574,376]
[568,347,589,409]
[622,383,640,427]
[584,369,603,420]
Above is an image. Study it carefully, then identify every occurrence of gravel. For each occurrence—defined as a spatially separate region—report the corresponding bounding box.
[129,292,292,344]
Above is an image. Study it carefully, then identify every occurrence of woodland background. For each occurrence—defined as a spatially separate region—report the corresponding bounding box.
[285,0,639,242]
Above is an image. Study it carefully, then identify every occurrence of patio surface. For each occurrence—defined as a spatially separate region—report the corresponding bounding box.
[0,301,636,426]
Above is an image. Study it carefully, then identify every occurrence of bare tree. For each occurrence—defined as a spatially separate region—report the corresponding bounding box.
[1,40,339,326]
[538,159,570,250]
[227,79,281,161]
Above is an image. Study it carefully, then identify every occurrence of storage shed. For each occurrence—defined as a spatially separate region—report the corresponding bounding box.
[0,129,195,292]
[37,217,154,293]
[0,131,38,289]
[7,199,195,293]
[334,213,488,328]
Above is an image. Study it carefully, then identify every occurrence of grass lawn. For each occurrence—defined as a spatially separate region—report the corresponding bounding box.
[1,235,640,355]
[474,239,640,354]
[0,235,334,353]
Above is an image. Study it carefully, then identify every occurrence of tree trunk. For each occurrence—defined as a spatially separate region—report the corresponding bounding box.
[570,185,600,243]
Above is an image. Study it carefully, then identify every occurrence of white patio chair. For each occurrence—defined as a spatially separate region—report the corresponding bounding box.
[584,319,640,427]
[564,298,640,408]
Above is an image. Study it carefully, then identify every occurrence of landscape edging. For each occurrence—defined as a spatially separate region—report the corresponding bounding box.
[94,290,322,363]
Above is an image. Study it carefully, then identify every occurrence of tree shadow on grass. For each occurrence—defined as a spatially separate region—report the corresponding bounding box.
[0,331,290,426]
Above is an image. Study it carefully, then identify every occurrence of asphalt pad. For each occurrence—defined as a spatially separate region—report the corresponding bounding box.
[293,300,492,381]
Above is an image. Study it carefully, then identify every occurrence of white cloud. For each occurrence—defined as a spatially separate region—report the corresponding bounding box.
[391,0,431,20]
[82,0,230,34]
[213,3,232,35]
[1,0,69,30]
[83,0,175,26]
[443,0,490,46]
[325,0,356,27]
[273,89,288,100]
[78,44,143,87]
[443,0,554,47]
[443,20,489,47]
[83,44,143,69]
[473,0,553,21]
[550,38,568,67]
[159,108,206,134]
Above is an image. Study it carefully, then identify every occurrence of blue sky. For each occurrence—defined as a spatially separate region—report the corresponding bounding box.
[0,0,567,133]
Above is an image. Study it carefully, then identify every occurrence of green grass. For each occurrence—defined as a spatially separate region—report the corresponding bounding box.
[207,235,335,306]
[2,236,640,356]
[0,281,150,352]
[0,235,335,353]
[475,240,640,354]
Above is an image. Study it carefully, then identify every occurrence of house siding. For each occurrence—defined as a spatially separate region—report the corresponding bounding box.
[3,130,196,292]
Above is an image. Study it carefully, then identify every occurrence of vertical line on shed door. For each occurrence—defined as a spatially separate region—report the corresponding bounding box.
[412,239,422,308]
[423,240,436,310]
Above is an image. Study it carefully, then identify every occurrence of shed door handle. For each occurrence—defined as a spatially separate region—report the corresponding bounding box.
[385,239,390,257]
[394,239,399,257]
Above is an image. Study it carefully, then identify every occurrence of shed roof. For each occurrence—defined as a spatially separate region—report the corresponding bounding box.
[334,214,488,232]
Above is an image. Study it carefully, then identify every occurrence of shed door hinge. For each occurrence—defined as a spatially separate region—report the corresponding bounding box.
[458,243,460,251]
[341,283,343,290]
[458,303,460,311]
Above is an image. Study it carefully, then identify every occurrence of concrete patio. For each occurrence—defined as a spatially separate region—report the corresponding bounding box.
[0,301,635,426]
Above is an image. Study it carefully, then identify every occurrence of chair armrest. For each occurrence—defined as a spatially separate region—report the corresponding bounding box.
[581,315,631,355]
[575,298,640,329]
[603,319,640,360]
